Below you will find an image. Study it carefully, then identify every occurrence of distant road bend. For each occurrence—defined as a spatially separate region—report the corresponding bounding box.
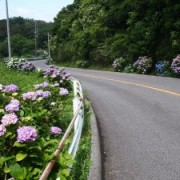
[33,60,180,180]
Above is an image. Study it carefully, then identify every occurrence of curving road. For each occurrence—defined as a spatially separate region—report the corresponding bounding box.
[33,60,180,180]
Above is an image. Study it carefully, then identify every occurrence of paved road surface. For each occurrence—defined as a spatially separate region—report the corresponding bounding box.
[33,60,180,180]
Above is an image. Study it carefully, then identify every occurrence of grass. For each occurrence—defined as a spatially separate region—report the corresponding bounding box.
[0,61,44,91]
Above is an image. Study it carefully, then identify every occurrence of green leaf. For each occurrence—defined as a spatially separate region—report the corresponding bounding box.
[29,145,42,151]
[5,131,13,138]
[9,163,26,180]
[59,174,66,180]
[29,153,39,158]
[13,141,26,147]
[43,139,58,148]
[60,169,69,177]
[65,160,74,166]
[20,110,24,117]
[32,168,42,176]
[16,152,27,161]
[4,166,10,173]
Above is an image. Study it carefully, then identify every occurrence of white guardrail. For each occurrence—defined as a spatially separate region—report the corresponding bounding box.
[40,78,84,180]
[68,78,84,158]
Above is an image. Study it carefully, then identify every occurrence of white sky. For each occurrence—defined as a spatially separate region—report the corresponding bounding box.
[0,0,74,22]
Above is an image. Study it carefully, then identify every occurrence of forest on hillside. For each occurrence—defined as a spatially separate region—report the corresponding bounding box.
[0,17,52,57]
[52,0,180,69]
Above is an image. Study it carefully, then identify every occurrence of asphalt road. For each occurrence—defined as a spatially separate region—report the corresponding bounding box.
[33,60,180,180]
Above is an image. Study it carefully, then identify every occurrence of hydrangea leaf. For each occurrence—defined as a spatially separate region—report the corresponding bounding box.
[16,152,27,161]
[9,163,26,180]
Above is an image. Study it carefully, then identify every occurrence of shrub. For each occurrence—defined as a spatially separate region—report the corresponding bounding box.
[133,56,153,74]
[112,57,128,72]
[18,62,36,73]
[4,57,27,69]
[155,60,170,77]
[123,65,134,73]
[76,60,89,68]
[171,55,180,76]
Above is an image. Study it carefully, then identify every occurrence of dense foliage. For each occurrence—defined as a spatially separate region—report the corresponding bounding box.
[0,17,52,57]
[0,61,74,179]
[52,0,180,70]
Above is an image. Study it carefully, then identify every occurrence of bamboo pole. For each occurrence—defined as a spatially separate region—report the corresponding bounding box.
[39,103,82,180]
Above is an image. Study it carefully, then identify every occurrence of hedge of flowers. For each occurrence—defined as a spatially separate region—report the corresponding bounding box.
[133,56,153,74]
[155,60,170,77]
[0,65,74,179]
[171,55,180,76]
[112,57,129,72]
[112,55,180,78]
[4,57,36,73]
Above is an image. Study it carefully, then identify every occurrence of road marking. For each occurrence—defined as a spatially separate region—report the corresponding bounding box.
[73,73,180,97]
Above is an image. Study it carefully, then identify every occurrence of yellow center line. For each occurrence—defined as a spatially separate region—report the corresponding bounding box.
[73,73,180,97]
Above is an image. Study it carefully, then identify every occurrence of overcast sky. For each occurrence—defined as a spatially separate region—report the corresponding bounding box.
[0,0,74,22]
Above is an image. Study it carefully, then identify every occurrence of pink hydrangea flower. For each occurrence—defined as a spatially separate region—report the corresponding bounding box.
[10,99,20,106]
[36,90,44,96]
[1,113,19,126]
[22,92,37,100]
[42,91,51,98]
[5,99,20,113]
[50,126,62,135]
[17,126,37,143]
[59,88,69,96]
[2,84,18,93]
[5,103,19,113]
[34,82,49,89]
[0,124,6,136]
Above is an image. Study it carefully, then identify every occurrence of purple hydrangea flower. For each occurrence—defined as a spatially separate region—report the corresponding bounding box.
[19,62,36,72]
[36,90,44,96]
[42,91,51,98]
[34,82,49,89]
[0,124,6,136]
[5,99,20,113]
[50,126,62,135]
[59,88,69,96]
[43,66,60,76]
[5,103,19,113]
[171,55,180,75]
[10,99,20,106]
[1,113,19,126]
[2,84,19,93]
[17,126,37,143]
[22,92,37,100]
[43,82,49,88]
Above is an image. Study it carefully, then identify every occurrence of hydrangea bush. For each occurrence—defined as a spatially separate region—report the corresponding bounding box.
[0,66,73,179]
[112,57,128,72]
[4,57,27,69]
[171,55,180,76]
[155,60,170,77]
[133,56,153,74]
[18,62,36,73]
[4,57,36,73]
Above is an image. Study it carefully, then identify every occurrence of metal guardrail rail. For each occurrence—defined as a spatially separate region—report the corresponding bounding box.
[39,78,84,180]
[68,78,84,158]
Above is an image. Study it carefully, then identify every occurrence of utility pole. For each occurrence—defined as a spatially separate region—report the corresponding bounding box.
[47,32,51,60]
[34,20,38,55]
[5,0,12,59]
